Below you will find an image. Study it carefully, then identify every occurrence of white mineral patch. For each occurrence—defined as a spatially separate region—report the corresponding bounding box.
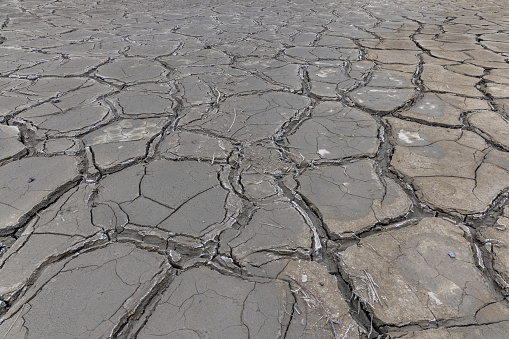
[317,149,330,156]
[428,292,443,305]
[398,129,425,143]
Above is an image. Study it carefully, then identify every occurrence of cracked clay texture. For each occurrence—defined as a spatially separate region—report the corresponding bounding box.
[1,0,509,338]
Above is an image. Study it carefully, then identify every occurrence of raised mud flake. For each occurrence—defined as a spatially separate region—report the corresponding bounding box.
[427,51,473,66]
[468,111,509,150]
[421,64,482,97]
[0,47,61,76]
[360,38,420,51]
[179,66,280,97]
[109,83,176,118]
[135,266,292,338]
[495,99,509,119]
[17,79,114,138]
[387,117,509,214]
[159,130,234,162]
[432,30,479,45]
[0,242,172,339]
[339,217,497,326]
[388,117,485,179]
[485,68,509,91]
[366,48,419,65]
[348,69,415,112]
[121,195,174,229]
[0,77,88,119]
[94,160,233,238]
[478,205,509,295]
[283,47,359,63]
[156,186,228,236]
[44,35,128,58]
[280,260,365,338]
[287,102,379,162]
[235,58,302,92]
[83,118,167,171]
[17,100,112,137]
[415,36,477,55]
[143,160,229,237]
[242,143,295,176]
[94,164,145,206]
[367,70,414,89]
[124,36,181,58]
[400,93,490,126]
[222,200,313,268]
[446,63,485,77]
[0,156,80,235]
[0,78,32,119]
[217,37,283,58]
[296,160,411,235]
[185,92,311,141]
[93,58,169,84]
[0,125,26,163]
[0,184,105,302]
[238,144,297,200]
[35,138,81,156]
[12,56,106,77]
[316,35,357,48]
[328,23,374,39]
[140,161,220,208]
[487,83,509,99]
[464,49,509,69]
[240,172,281,201]
[306,62,361,98]
[173,19,225,39]
[173,75,216,107]
[481,33,509,52]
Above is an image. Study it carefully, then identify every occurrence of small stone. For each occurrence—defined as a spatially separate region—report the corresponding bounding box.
[168,250,181,263]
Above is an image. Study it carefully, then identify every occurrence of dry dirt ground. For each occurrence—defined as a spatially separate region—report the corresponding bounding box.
[1,0,509,338]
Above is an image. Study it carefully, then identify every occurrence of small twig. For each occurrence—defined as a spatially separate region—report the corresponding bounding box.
[290,277,338,339]
[339,323,354,339]
[227,108,237,132]
[261,222,285,229]
[368,314,373,338]
[362,269,383,307]
[241,164,252,173]
[2,304,26,339]
[214,87,221,105]
[312,315,326,329]
[282,304,293,317]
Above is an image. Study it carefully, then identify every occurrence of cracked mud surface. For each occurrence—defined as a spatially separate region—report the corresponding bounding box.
[1,0,509,338]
